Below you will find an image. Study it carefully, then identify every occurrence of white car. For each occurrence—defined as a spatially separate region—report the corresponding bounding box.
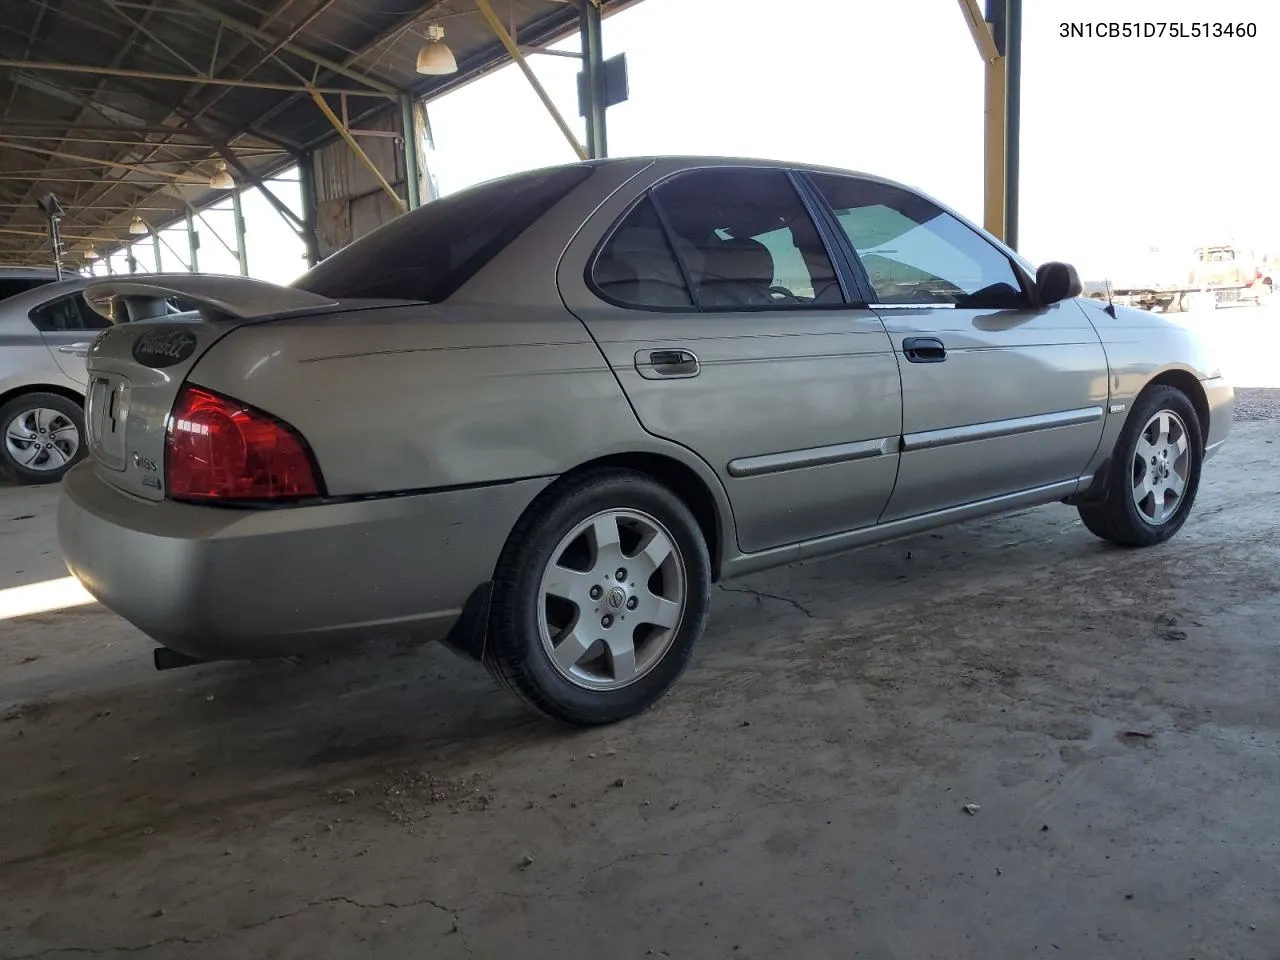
[0,277,110,483]
[0,275,198,484]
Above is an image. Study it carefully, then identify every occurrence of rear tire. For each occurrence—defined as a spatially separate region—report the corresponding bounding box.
[0,391,86,485]
[484,469,711,726]
[1078,385,1203,547]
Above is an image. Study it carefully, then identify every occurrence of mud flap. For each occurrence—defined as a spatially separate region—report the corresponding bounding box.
[440,582,492,663]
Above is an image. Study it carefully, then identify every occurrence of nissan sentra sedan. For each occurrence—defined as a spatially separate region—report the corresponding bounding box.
[57,157,1232,725]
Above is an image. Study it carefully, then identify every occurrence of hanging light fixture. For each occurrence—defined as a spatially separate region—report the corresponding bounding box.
[416,23,457,75]
[209,159,235,190]
[83,244,99,260]
[128,215,148,235]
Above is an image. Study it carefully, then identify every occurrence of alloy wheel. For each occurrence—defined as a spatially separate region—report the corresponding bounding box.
[537,508,687,690]
[1131,408,1190,525]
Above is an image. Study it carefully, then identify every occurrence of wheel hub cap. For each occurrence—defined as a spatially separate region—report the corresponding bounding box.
[536,508,687,691]
[1131,408,1190,526]
[4,407,79,473]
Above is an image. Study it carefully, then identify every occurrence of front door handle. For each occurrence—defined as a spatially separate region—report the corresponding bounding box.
[902,337,946,363]
[57,342,92,358]
[637,348,700,379]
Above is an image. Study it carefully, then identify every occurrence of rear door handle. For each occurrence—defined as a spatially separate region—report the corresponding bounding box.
[58,342,92,358]
[902,337,946,363]
[637,348,700,379]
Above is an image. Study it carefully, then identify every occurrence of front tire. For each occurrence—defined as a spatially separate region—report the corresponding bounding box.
[1078,385,1203,547]
[485,469,711,726]
[0,392,86,484]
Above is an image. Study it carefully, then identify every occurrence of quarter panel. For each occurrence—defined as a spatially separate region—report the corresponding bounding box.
[186,304,728,502]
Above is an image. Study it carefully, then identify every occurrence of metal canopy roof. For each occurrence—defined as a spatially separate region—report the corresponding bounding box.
[0,0,634,265]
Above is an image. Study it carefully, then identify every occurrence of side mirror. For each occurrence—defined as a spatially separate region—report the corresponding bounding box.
[1036,261,1083,305]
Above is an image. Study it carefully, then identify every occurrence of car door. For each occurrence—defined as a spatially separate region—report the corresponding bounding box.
[558,164,903,555]
[806,172,1109,522]
[28,291,111,386]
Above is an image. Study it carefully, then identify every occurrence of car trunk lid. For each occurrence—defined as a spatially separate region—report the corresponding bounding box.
[80,275,343,502]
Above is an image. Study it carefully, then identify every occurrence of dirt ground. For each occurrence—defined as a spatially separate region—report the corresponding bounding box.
[2,390,1279,960]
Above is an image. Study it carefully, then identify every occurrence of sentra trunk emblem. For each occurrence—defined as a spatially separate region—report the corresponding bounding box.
[132,452,157,472]
[132,329,197,368]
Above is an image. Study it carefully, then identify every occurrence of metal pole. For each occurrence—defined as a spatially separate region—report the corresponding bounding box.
[152,231,163,272]
[579,0,607,159]
[296,152,320,266]
[231,188,249,276]
[186,208,200,272]
[0,139,206,183]
[0,58,394,97]
[48,216,64,280]
[1004,0,1022,250]
[310,90,407,213]
[474,0,589,161]
[399,94,422,210]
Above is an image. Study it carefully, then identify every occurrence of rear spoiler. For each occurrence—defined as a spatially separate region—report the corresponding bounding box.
[83,274,338,324]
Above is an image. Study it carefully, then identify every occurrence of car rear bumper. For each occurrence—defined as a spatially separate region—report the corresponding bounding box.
[57,462,551,660]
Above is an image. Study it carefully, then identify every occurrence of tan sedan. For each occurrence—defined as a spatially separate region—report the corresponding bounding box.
[57,157,1232,725]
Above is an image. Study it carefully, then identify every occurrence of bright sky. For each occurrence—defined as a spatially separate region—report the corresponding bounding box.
[97,0,1279,285]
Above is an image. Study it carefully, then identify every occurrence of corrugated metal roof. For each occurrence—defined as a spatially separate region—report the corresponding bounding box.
[0,0,638,265]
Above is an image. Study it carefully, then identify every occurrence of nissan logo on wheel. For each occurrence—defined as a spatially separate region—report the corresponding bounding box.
[131,329,197,368]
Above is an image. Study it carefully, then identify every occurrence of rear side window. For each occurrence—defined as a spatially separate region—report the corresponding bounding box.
[591,197,693,308]
[590,167,843,311]
[657,168,841,309]
[29,294,110,332]
[295,165,593,303]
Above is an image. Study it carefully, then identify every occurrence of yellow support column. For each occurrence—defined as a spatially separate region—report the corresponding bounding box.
[956,0,1006,240]
[983,54,1007,241]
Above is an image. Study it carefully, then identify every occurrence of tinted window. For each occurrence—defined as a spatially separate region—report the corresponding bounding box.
[0,278,57,302]
[651,168,842,309]
[295,165,593,303]
[811,174,1026,308]
[591,197,692,308]
[29,294,110,332]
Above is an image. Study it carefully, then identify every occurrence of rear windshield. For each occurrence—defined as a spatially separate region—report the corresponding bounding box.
[0,277,57,302]
[294,165,593,303]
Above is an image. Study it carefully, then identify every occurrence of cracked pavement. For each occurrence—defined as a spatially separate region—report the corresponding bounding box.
[1,393,1279,959]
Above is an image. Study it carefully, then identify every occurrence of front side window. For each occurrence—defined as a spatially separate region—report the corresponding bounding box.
[646,168,842,309]
[295,164,593,303]
[29,294,110,332]
[810,174,1026,308]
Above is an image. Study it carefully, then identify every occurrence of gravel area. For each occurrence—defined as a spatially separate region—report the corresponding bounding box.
[1233,386,1280,422]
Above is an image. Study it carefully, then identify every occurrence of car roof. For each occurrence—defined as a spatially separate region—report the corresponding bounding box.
[0,264,61,278]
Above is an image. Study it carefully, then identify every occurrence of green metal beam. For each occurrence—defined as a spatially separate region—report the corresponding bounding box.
[399,94,422,210]
[231,189,249,276]
[186,209,200,272]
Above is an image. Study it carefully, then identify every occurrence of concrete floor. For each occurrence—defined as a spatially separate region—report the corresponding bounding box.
[2,387,1279,957]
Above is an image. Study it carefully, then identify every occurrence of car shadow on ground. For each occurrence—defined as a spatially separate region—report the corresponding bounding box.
[0,502,1111,867]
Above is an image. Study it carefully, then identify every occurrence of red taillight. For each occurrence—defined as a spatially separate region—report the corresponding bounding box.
[165,385,322,502]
